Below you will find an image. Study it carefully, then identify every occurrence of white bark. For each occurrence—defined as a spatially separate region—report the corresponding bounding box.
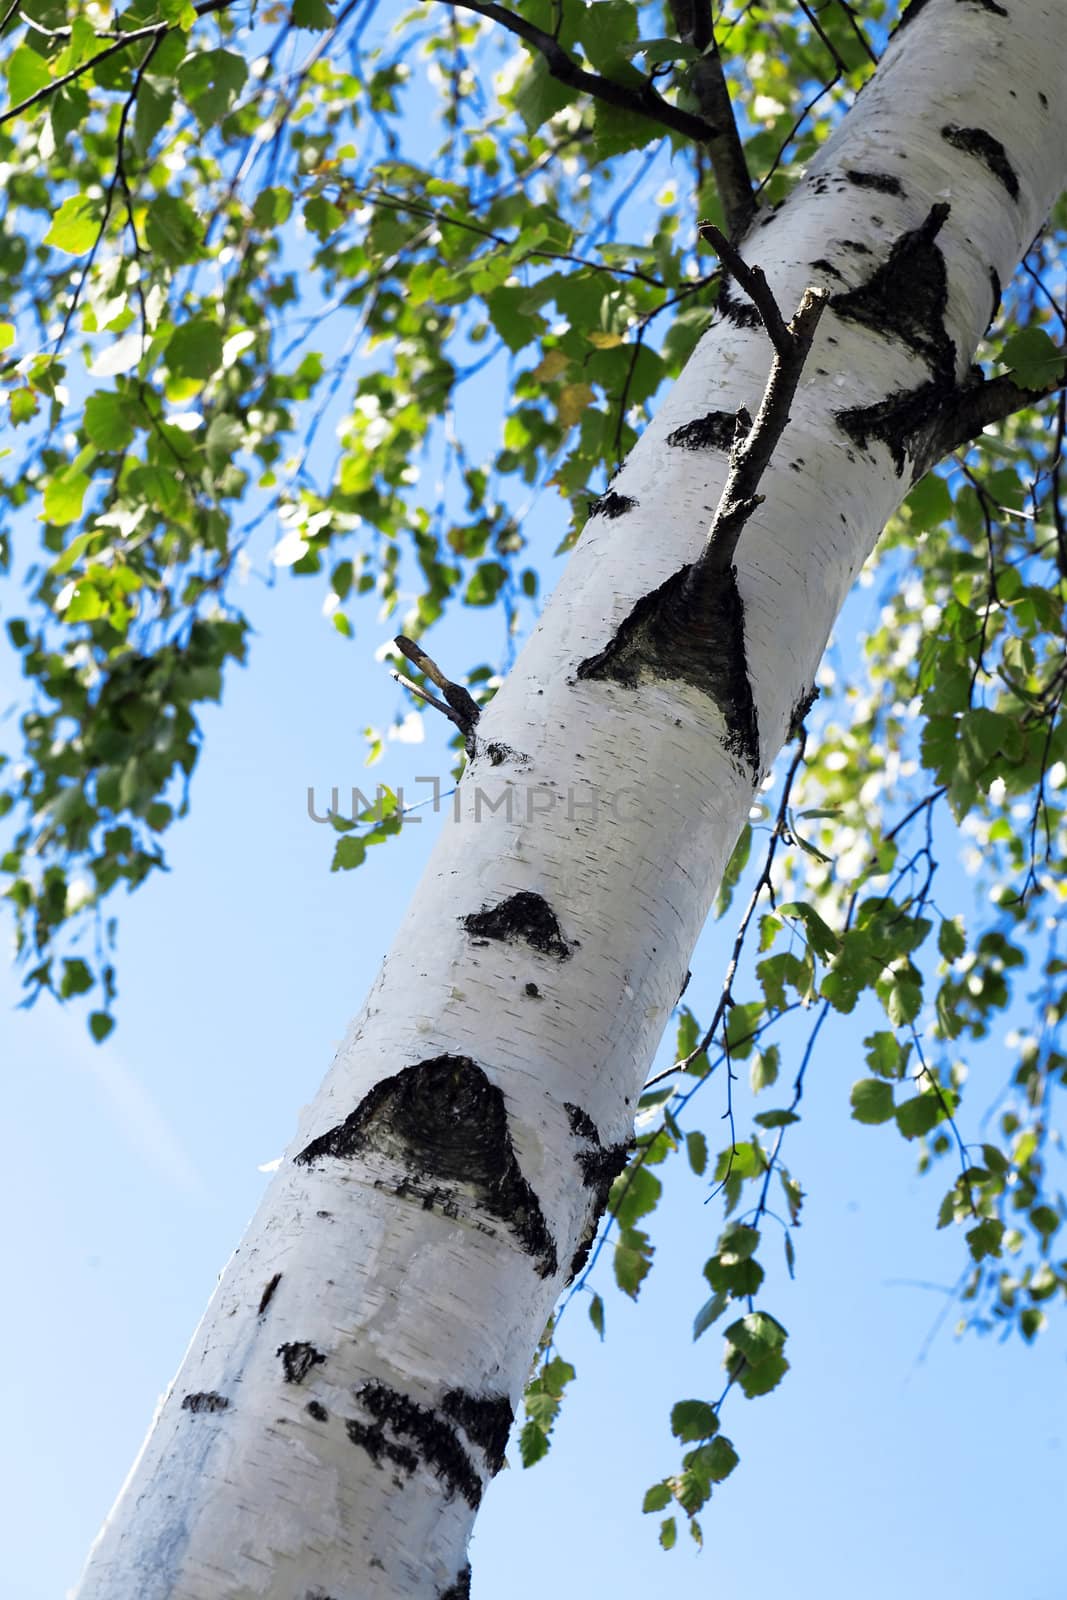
[78,3,1066,1595]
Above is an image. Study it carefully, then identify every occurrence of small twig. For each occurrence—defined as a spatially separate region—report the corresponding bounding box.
[392,672,460,726]
[692,223,826,575]
[393,634,481,736]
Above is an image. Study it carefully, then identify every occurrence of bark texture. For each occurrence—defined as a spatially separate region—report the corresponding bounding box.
[78,2,1066,1595]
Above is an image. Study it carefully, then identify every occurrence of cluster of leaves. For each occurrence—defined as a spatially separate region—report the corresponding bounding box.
[0,0,902,1031]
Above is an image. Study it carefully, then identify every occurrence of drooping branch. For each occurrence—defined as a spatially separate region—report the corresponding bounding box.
[432,0,718,146]
[667,0,755,238]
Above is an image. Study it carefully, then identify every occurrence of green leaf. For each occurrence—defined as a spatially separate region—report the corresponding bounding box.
[518,1420,549,1467]
[735,1350,790,1398]
[332,835,367,871]
[724,1311,787,1367]
[699,1434,739,1481]
[642,1482,672,1513]
[750,1044,779,1093]
[83,392,134,451]
[693,1290,728,1340]
[588,1292,604,1339]
[292,0,336,25]
[60,958,94,998]
[44,468,90,527]
[167,320,224,381]
[178,48,249,129]
[145,194,204,266]
[966,1217,1004,1261]
[895,1093,943,1140]
[613,1225,653,1298]
[659,1516,677,1551]
[89,1011,114,1043]
[717,1222,760,1263]
[864,1031,909,1079]
[670,1400,719,1442]
[686,1130,707,1175]
[44,195,101,256]
[850,1078,895,1125]
[6,44,51,108]
[753,1108,799,1129]
[724,1000,764,1059]
[464,561,508,606]
[1000,326,1066,389]
[133,79,174,159]
[779,900,840,960]
[938,917,966,962]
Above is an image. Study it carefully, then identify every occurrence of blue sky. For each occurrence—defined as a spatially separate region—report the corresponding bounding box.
[2,522,1066,1598]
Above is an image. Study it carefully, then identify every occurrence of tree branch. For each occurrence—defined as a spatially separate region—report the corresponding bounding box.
[667,0,755,238]
[431,0,718,146]
[0,0,234,129]
[924,356,1067,467]
[394,635,481,736]
[693,223,827,574]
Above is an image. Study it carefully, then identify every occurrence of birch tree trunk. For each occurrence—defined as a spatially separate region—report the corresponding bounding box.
[77,3,1066,1594]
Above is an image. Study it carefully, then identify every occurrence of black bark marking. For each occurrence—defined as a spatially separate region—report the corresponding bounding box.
[576,562,761,776]
[809,258,847,284]
[306,1400,329,1422]
[717,274,761,329]
[960,0,1008,12]
[278,1341,327,1385]
[295,1055,559,1277]
[789,683,820,737]
[181,1391,229,1414]
[463,891,571,961]
[345,1416,420,1479]
[845,169,904,196]
[1039,91,1048,109]
[987,266,1002,332]
[678,968,691,1002]
[666,411,736,451]
[830,202,955,385]
[835,377,953,476]
[564,1102,599,1143]
[941,124,1019,200]
[524,981,541,998]
[841,240,871,255]
[441,1389,514,1476]
[257,1273,282,1316]
[896,0,932,23]
[354,1382,483,1508]
[482,741,530,767]
[440,1568,472,1600]
[564,1102,632,1281]
[587,490,636,520]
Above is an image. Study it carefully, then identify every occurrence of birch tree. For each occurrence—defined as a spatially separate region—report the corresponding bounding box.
[2,0,1066,1594]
